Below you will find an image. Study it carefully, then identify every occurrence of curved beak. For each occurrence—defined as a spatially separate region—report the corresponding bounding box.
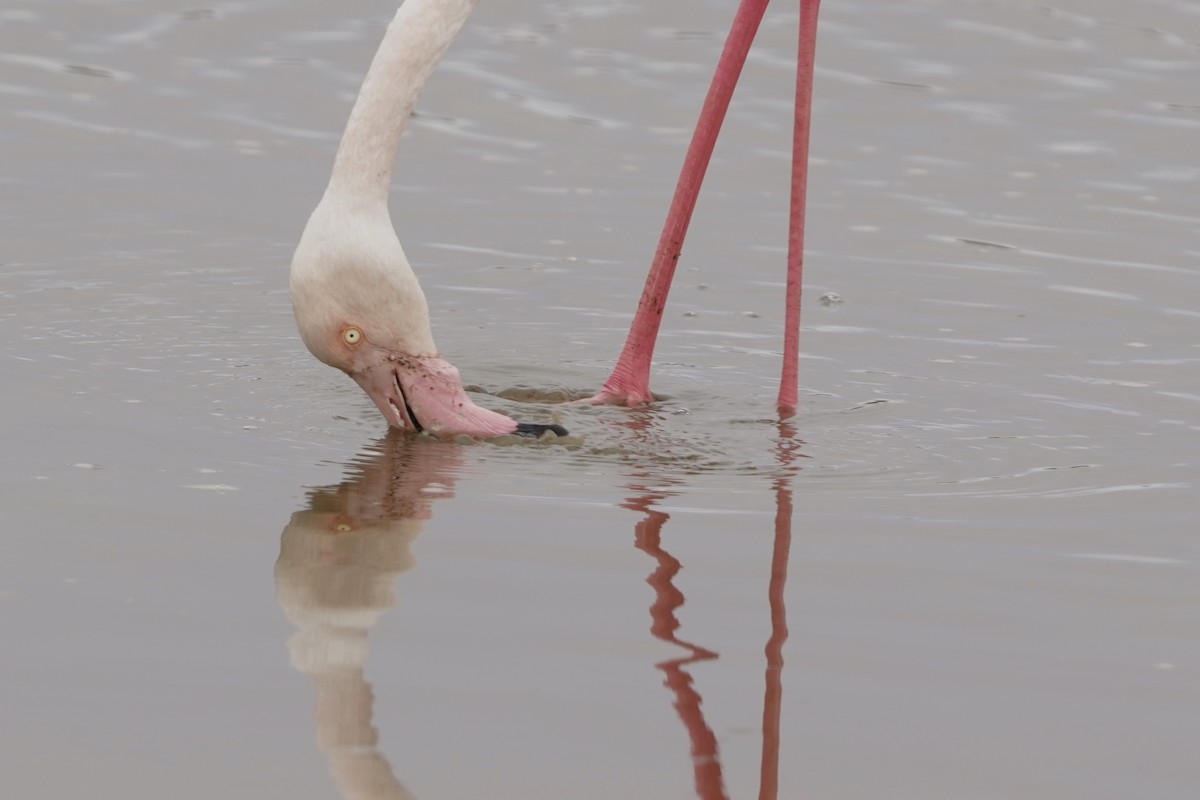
[350,352,518,439]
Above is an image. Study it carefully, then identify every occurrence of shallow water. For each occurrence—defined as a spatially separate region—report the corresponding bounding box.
[3,1,1198,797]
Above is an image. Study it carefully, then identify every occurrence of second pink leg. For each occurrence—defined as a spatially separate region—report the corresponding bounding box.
[776,0,821,420]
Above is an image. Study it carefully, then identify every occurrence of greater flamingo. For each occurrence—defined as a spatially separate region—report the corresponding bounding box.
[290,0,820,438]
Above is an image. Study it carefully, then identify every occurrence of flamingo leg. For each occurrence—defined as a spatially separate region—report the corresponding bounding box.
[777,0,821,419]
[589,0,772,407]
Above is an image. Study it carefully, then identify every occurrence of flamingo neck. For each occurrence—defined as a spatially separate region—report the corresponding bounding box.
[325,0,477,206]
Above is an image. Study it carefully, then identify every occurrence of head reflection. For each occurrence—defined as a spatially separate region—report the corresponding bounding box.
[274,432,460,800]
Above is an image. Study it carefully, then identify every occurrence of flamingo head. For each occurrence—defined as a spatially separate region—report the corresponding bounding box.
[289,213,519,439]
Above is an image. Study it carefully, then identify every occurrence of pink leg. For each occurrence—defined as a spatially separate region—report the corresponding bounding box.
[777,0,821,420]
[589,0,772,407]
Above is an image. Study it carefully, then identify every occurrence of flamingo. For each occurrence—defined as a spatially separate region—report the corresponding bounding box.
[290,0,821,438]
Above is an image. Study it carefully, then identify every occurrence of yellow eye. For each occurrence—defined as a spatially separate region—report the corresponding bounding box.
[343,327,362,345]
[334,523,353,533]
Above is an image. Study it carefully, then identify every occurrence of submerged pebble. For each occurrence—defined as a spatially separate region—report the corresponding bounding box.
[819,292,844,306]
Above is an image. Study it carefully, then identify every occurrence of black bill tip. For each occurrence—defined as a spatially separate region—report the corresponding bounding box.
[514,422,569,439]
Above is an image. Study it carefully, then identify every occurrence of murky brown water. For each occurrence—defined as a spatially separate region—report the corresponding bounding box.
[3,1,1198,797]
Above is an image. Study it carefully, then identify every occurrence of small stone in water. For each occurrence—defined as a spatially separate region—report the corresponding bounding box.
[819,292,843,306]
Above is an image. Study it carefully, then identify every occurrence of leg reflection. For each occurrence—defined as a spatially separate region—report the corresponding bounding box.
[759,475,793,800]
[760,422,802,800]
[625,488,730,800]
[623,422,803,800]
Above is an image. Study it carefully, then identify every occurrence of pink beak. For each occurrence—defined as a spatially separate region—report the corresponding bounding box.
[350,352,519,439]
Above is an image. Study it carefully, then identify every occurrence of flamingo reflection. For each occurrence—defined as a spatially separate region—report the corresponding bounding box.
[275,425,801,800]
[274,432,460,800]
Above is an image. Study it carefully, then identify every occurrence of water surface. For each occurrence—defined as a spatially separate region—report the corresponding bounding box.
[2,1,1198,798]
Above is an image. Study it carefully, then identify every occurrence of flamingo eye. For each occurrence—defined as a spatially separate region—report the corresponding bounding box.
[334,522,353,533]
[343,327,363,346]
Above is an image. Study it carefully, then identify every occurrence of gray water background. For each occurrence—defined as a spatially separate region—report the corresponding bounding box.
[2,1,1198,797]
